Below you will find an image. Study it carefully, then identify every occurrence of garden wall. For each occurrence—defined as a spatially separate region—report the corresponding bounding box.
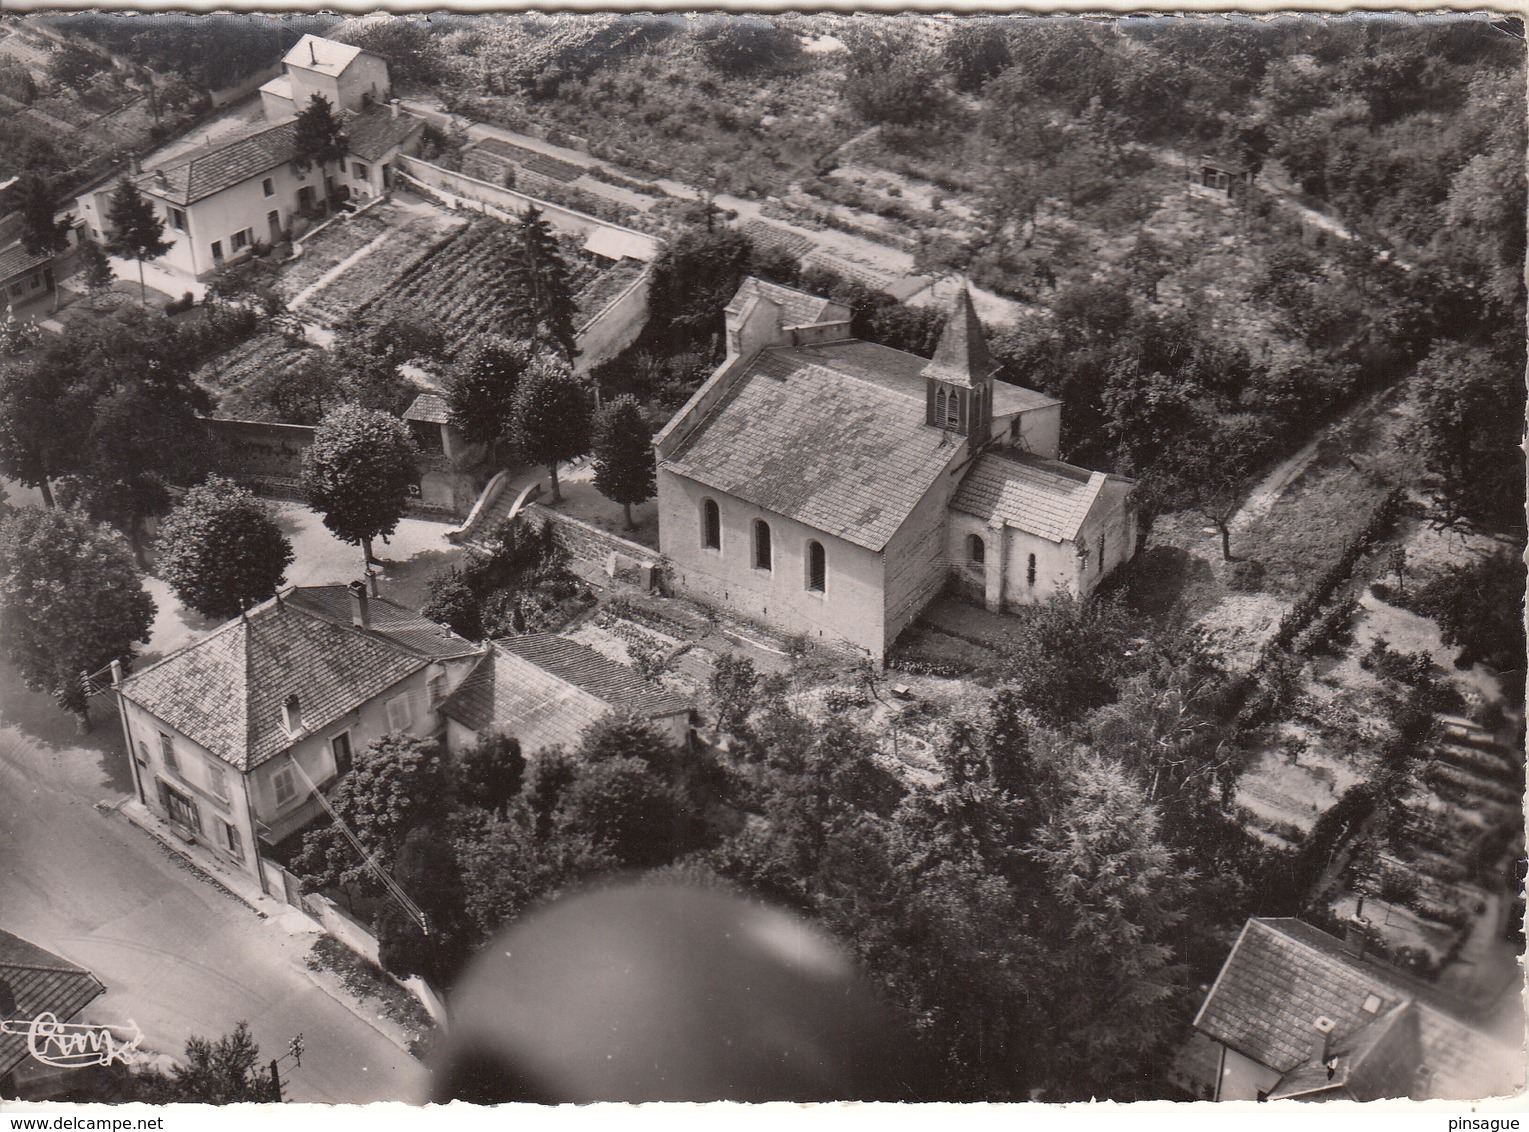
[395,156,661,261]
[574,263,651,373]
[524,502,659,586]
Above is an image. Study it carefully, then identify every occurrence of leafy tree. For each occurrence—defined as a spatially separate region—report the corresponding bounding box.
[646,227,755,353]
[591,394,654,530]
[691,16,801,75]
[125,1022,278,1104]
[943,17,1014,93]
[553,753,680,868]
[443,335,533,453]
[47,40,105,93]
[301,404,419,567]
[420,564,483,640]
[292,93,348,184]
[1407,338,1526,536]
[154,475,294,619]
[506,206,580,364]
[842,24,949,128]
[995,596,1140,728]
[104,177,172,303]
[508,358,591,504]
[708,652,758,738]
[329,312,446,414]
[1411,552,1526,682]
[455,730,526,816]
[1025,756,1191,1099]
[0,356,81,508]
[376,826,470,986]
[296,732,447,894]
[0,506,154,722]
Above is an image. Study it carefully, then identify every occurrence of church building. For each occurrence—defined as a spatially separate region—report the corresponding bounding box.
[653,277,1137,660]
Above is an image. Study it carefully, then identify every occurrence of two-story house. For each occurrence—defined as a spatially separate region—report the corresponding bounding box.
[653,277,1137,660]
[113,581,479,893]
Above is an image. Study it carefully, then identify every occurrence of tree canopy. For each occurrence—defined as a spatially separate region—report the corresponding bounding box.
[154,475,294,620]
[591,394,654,529]
[506,206,580,364]
[293,93,349,176]
[0,506,155,720]
[508,358,591,503]
[104,177,171,302]
[301,403,419,566]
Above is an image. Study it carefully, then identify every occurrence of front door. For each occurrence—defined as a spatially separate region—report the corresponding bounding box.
[159,780,201,835]
[298,185,315,213]
[267,210,282,244]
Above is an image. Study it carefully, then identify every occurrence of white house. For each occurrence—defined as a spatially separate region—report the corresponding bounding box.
[653,278,1137,660]
[113,582,479,890]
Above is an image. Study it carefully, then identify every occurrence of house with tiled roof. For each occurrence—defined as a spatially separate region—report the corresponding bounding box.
[1175,917,1524,1101]
[0,930,106,1100]
[74,34,421,281]
[113,580,479,890]
[440,633,693,756]
[653,278,1136,659]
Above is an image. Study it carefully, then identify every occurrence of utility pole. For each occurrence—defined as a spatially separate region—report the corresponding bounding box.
[267,1033,305,1102]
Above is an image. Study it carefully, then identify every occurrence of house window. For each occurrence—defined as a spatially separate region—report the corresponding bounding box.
[968,533,985,566]
[222,820,243,859]
[806,540,826,593]
[135,741,149,768]
[752,520,772,572]
[168,207,187,232]
[207,763,229,802]
[331,731,353,776]
[262,177,275,197]
[386,693,411,732]
[211,241,223,261]
[161,782,201,834]
[230,228,252,252]
[158,732,179,775]
[1027,553,1037,587]
[702,499,721,551]
[428,674,446,709]
[353,162,370,181]
[272,765,297,808]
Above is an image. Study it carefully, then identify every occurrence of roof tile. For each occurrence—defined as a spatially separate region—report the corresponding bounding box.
[952,451,1108,543]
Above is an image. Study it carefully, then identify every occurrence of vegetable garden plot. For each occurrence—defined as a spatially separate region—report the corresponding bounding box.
[357,216,638,356]
[298,214,464,327]
[276,211,394,300]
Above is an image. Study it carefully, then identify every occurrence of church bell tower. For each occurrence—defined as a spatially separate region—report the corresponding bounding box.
[922,287,998,452]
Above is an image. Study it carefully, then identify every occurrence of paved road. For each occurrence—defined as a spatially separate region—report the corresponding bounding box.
[0,696,428,1104]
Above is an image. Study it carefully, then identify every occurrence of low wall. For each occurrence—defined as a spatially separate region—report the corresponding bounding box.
[203,417,316,499]
[395,155,661,261]
[524,502,658,584]
[575,265,651,373]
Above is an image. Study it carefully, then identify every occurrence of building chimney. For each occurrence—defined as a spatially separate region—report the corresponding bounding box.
[1342,912,1370,959]
[282,692,303,736]
[348,579,370,628]
[390,97,399,119]
[365,568,380,598]
[128,154,141,175]
[1311,1016,1337,1066]
[110,659,124,687]
[310,39,318,66]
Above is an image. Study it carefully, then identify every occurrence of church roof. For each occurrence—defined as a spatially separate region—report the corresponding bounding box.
[951,451,1114,544]
[920,287,998,389]
[663,343,961,552]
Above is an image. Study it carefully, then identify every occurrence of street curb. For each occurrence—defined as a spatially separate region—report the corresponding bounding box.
[300,964,417,1058]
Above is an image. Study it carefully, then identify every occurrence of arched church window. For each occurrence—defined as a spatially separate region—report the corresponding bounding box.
[1027,553,1037,587]
[968,533,985,565]
[753,520,772,571]
[702,498,721,551]
[806,540,826,593]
